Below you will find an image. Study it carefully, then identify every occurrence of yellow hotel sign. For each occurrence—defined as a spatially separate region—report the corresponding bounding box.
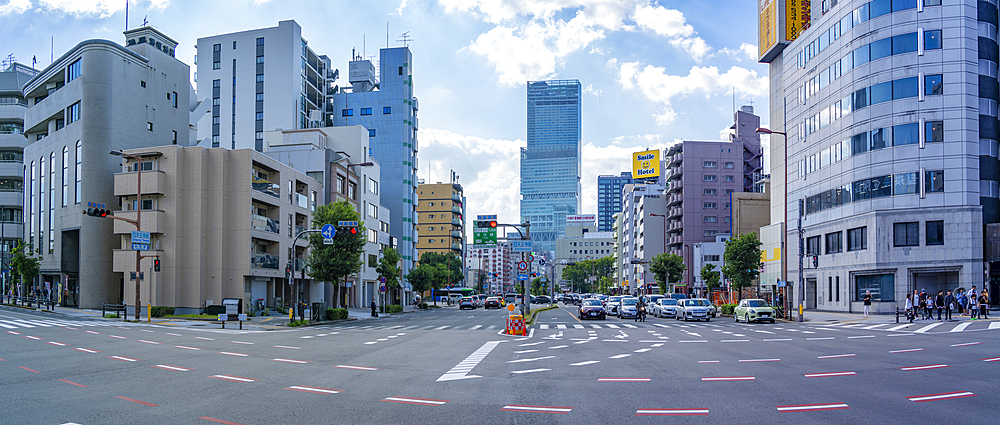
[758,0,778,59]
[632,150,660,179]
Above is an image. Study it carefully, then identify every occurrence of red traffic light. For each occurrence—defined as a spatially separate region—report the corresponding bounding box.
[489,220,497,228]
[350,227,358,234]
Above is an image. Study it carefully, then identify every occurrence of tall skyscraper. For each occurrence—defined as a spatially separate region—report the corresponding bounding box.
[597,172,633,231]
[520,79,581,254]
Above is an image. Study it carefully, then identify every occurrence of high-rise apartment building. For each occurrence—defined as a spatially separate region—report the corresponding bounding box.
[597,172,633,231]
[415,181,465,262]
[195,20,334,151]
[331,47,419,284]
[759,0,992,311]
[469,243,514,294]
[520,80,581,254]
[0,63,35,290]
[21,27,191,310]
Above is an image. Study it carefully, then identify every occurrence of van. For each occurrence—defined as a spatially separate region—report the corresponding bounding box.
[504,294,517,305]
[669,293,687,300]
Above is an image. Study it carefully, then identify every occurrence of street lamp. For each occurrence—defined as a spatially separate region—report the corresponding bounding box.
[756,126,800,322]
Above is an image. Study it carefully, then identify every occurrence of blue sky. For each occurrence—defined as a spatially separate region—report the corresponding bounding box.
[0,0,770,235]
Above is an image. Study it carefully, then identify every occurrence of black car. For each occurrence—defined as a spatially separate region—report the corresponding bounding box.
[578,299,607,320]
[458,297,476,310]
[535,295,551,304]
[484,297,501,309]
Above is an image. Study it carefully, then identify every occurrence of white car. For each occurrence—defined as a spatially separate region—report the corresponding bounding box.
[606,296,624,316]
[652,298,678,318]
[618,297,639,319]
[675,298,712,322]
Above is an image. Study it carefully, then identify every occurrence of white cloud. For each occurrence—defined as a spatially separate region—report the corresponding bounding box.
[467,24,559,85]
[0,0,30,15]
[580,139,670,214]
[583,83,601,98]
[632,2,710,61]
[37,0,123,16]
[616,61,768,124]
[397,0,408,14]
[716,43,759,61]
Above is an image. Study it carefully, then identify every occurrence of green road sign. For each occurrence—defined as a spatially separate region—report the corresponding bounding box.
[474,215,498,245]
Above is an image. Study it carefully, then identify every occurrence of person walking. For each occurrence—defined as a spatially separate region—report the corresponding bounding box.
[370,299,378,317]
[980,291,990,319]
[925,292,935,320]
[956,289,967,316]
[918,289,928,320]
[969,290,979,320]
[935,290,945,321]
[943,290,956,321]
[904,294,914,323]
[863,290,872,317]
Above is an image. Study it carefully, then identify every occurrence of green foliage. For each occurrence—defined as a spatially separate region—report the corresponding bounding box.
[382,304,403,314]
[418,302,429,309]
[530,277,545,296]
[419,252,464,284]
[561,256,615,293]
[722,232,763,300]
[405,263,436,303]
[150,306,175,318]
[287,320,309,327]
[650,253,686,295]
[376,247,401,290]
[325,308,349,320]
[720,303,738,315]
[103,313,119,318]
[308,201,367,307]
[700,263,721,300]
[10,241,41,292]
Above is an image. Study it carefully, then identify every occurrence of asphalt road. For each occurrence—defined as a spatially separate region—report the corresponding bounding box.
[2,302,998,424]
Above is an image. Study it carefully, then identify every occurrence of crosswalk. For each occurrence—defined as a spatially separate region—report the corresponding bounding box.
[321,321,731,332]
[0,318,144,330]
[813,320,1000,334]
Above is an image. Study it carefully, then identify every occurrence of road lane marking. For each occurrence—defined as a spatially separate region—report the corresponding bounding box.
[108,335,127,339]
[152,364,192,372]
[218,352,249,357]
[107,356,139,362]
[436,340,501,382]
[139,329,154,333]
[890,348,924,353]
[518,341,545,347]
[913,323,943,333]
[721,340,750,343]
[5,331,21,335]
[18,366,40,373]
[507,356,555,363]
[804,371,857,378]
[907,391,976,403]
[46,341,68,346]
[115,396,158,407]
[58,379,89,388]
[764,338,793,342]
[847,335,875,339]
[209,374,257,383]
[511,368,550,374]
[165,333,182,336]
[598,378,650,382]
[337,364,379,371]
[636,408,709,416]
[173,346,200,350]
[571,361,600,366]
[286,385,342,395]
[806,337,835,341]
[199,417,246,425]
[549,345,568,349]
[990,322,1000,330]
[605,324,620,329]
[634,348,651,353]
[651,343,664,347]
[982,357,1000,362]
[382,396,449,405]
[500,404,572,414]
[74,348,100,354]
[539,325,549,330]
[514,349,538,354]
[609,354,631,359]
[817,354,856,359]
[230,341,253,345]
[950,342,982,347]
[698,361,720,364]
[949,323,972,333]
[776,402,849,412]
[24,335,42,340]
[739,359,780,362]
[678,340,707,343]
[137,340,160,345]
[194,337,214,341]
[271,358,309,364]
[900,364,949,371]
[556,325,566,329]
[702,376,755,381]
[469,325,483,330]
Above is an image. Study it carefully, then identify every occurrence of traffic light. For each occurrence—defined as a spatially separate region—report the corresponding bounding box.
[475,220,498,228]
[337,221,359,236]
[83,202,112,218]
[153,258,161,272]
[812,255,819,268]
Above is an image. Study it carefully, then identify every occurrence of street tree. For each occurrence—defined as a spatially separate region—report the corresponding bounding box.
[649,253,686,295]
[530,277,544,296]
[307,201,366,308]
[431,263,450,303]
[10,241,40,297]
[405,264,434,305]
[376,247,401,305]
[700,263,721,302]
[419,252,464,286]
[722,232,763,301]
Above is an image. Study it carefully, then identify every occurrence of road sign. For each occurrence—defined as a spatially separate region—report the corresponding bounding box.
[517,261,528,271]
[131,231,150,245]
[131,243,149,251]
[507,304,515,312]
[527,254,534,262]
[511,240,532,252]
[379,276,387,284]
[518,274,529,280]
[337,221,359,227]
[380,285,387,292]
[538,259,545,266]
[322,223,336,244]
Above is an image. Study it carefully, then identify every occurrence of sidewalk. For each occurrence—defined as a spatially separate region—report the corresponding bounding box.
[796,308,998,324]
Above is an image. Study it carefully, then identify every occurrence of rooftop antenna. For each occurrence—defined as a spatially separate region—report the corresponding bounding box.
[397,31,413,47]
[125,0,128,31]
[2,54,14,71]
[142,15,148,27]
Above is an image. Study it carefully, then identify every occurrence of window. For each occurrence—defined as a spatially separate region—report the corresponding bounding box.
[66,102,80,124]
[926,221,944,245]
[66,59,81,83]
[256,93,264,102]
[255,112,263,120]
[925,170,944,193]
[848,227,867,251]
[893,222,919,247]
[75,141,81,203]
[212,79,220,88]
[360,108,372,116]
[893,172,918,195]
[349,182,357,200]
[924,0,941,5]
[383,106,391,114]
[925,121,943,143]
[147,122,153,131]
[61,147,68,207]
[140,81,145,88]
[825,232,842,254]
[857,274,895,302]
[724,162,734,169]
[367,178,378,195]
[703,175,717,182]
[342,109,354,117]
[398,66,403,75]
[213,43,221,52]
[256,37,264,46]
[213,61,220,70]
[368,253,377,267]
[704,189,717,196]
[704,230,717,237]
[368,229,378,245]
[703,202,717,209]
[725,189,734,196]
[703,216,717,223]
[704,255,720,262]
[807,236,822,255]
[724,175,735,182]
[924,29,942,50]
[172,130,177,144]
[925,74,943,95]
[369,129,376,137]
[368,203,378,218]
[892,123,918,146]
[255,74,264,83]
[703,161,717,168]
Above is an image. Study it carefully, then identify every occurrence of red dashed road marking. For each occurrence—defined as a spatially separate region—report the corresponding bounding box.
[151,364,192,372]
[335,364,378,371]
[739,359,780,362]
[115,396,158,407]
[776,402,850,412]
[285,385,342,395]
[174,346,201,351]
[636,408,709,416]
[981,357,1000,362]
[18,366,40,373]
[199,417,246,425]
[500,404,573,414]
[950,342,982,347]
[702,376,755,381]
[46,341,68,346]
[59,379,89,388]
[108,335,127,339]
[382,396,449,406]
[597,377,651,382]
[907,391,977,402]
[137,340,160,345]
[890,348,924,354]
[817,353,856,359]
[218,352,249,357]
[84,331,101,335]
[107,356,140,362]
[273,345,300,349]
[24,335,42,340]
[209,374,257,383]
[900,364,949,371]
[6,331,21,335]
[804,371,857,378]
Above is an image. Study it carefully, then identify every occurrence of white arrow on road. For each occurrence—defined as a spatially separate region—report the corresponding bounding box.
[437,340,502,382]
[615,331,629,339]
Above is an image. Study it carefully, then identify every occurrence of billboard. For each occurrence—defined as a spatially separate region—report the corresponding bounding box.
[758,0,779,60]
[632,149,660,179]
[785,0,811,42]
[566,214,596,223]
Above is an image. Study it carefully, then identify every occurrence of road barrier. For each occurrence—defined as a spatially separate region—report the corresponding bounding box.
[506,315,526,335]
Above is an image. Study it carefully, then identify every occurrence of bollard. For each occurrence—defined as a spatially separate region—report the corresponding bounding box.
[895,306,899,323]
[147,303,151,322]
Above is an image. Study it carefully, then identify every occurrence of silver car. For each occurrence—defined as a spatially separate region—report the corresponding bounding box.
[618,297,639,319]
[675,298,712,322]
[607,296,624,316]
[652,298,677,318]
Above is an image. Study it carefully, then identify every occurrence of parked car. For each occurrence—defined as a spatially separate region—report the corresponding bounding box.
[652,298,678,318]
[618,297,639,319]
[675,298,712,322]
[734,299,776,323]
[458,297,476,310]
[484,297,501,309]
[606,296,624,316]
[578,299,607,320]
[535,295,551,304]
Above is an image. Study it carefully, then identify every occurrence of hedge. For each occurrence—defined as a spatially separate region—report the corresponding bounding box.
[720,303,738,315]
[150,306,175,318]
[385,304,403,314]
[325,308,349,321]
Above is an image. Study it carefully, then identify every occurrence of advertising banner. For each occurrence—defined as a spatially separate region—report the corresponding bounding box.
[758,0,779,60]
[786,0,811,42]
[632,150,660,179]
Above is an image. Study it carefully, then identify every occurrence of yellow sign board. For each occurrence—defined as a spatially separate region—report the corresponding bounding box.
[786,0,811,42]
[758,0,778,60]
[632,149,660,179]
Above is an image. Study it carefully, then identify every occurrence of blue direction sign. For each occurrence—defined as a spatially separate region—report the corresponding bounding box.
[511,240,532,252]
[131,231,150,245]
[321,223,336,244]
[517,274,529,280]
[131,243,149,251]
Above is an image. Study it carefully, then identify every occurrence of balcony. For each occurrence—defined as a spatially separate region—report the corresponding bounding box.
[295,225,308,236]
[251,177,280,199]
[114,170,166,196]
[452,218,461,226]
[452,206,462,214]
[451,193,462,203]
[667,193,682,206]
[113,210,165,235]
[251,253,280,270]
[451,243,462,251]
[668,180,683,193]
[669,152,683,166]
[450,230,462,238]
[252,214,280,234]
[667,207,681,219]
[295,193,309,209]
[669,221,682,233]
[668,167,683,180]
[667,235,682,246]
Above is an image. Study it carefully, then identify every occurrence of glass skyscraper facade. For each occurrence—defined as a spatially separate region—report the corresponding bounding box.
[520,80,581,254]
[597,172,633,232]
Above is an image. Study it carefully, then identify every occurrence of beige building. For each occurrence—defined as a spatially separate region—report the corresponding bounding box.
[732,191,770,238]
[112,145,320,314]
[415,182,465,262]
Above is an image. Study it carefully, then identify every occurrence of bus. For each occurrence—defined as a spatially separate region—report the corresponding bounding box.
[432,287,474,303]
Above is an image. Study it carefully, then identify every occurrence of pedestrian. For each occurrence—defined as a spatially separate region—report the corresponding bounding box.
[904,294,914,323]
[969,290,979,320]
[919,289,928,319]
[863,290,872,317]
[944,290,955,321]
[935,290,945,321]
[925,293,934,320]
[370,299,378,317]
[980,291,990,319]
[956,289,967,316]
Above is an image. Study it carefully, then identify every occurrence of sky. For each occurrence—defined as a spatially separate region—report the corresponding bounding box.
[0,0,771,239]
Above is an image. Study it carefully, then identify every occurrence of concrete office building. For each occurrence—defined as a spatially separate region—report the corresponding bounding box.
[21,27,191,309]
[194,20,334,151]
[731,191,770,238]
[264,126,393,308]
[618,183,667,294]
[111,145,319,314]
[415,181,465,263]
[664,107,762,293]
[597,172,633,232]
[0,63,36,296]
[520,80,582,254]
[553,216,615,290]
[760,0,993,312]
[331,47,419,286]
